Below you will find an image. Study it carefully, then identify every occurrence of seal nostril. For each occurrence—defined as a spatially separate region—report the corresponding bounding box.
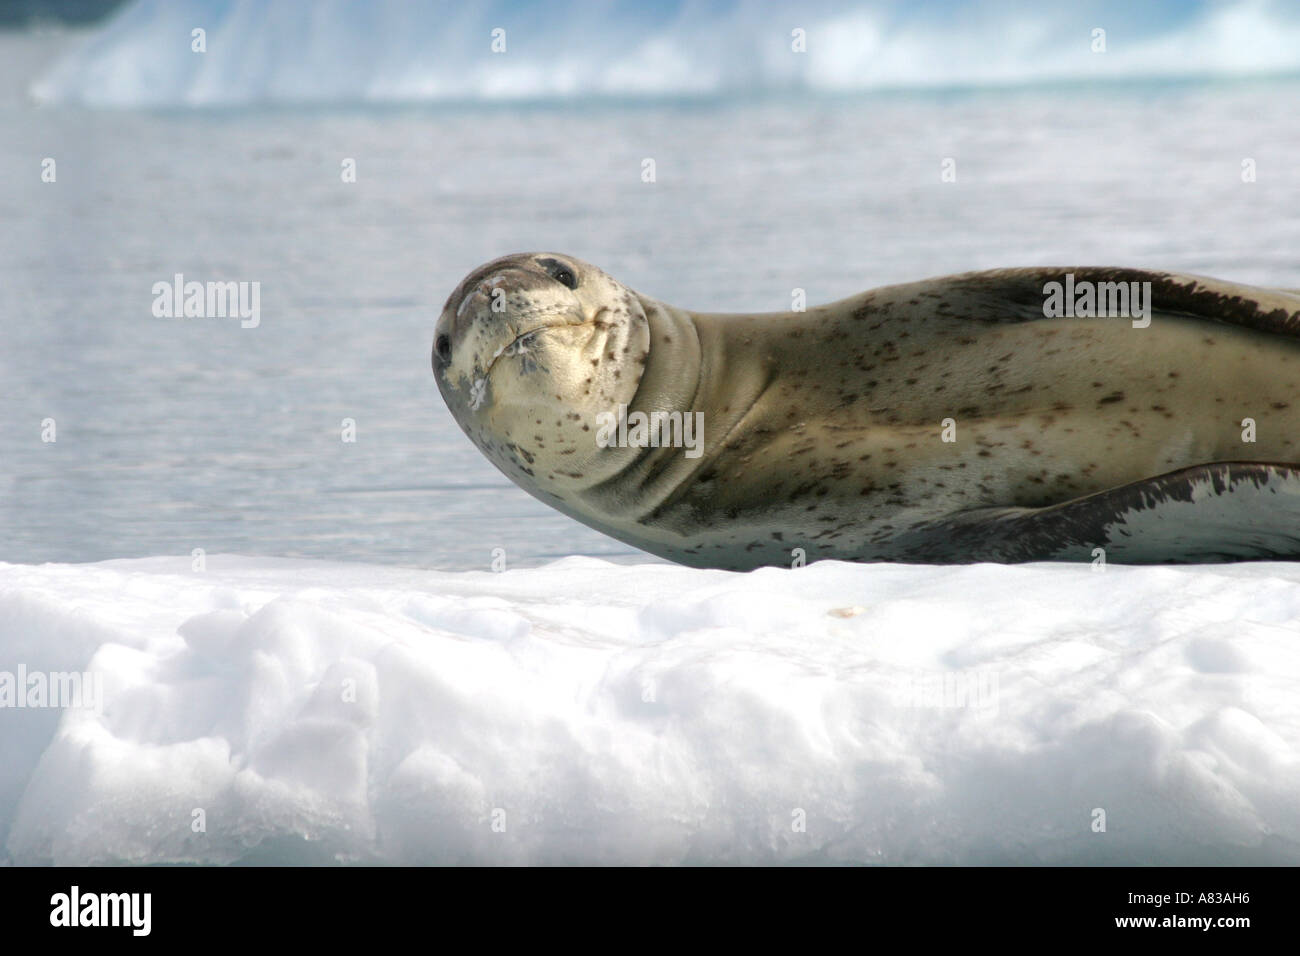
[435,334,451,363]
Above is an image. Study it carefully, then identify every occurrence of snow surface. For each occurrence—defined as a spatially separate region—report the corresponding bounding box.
[2,555,1298,865]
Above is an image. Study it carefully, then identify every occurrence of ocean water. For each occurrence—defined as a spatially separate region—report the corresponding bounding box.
[3,16,1300,569]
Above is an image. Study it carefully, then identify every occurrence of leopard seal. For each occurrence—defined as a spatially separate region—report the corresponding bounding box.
[432,253,1300,569]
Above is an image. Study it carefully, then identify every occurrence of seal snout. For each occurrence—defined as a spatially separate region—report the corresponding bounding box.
[435,255,583,385]
[434,261,537,369]
[433,280,502,376]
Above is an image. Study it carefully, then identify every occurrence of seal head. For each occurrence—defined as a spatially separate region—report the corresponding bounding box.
[434,253,651,493]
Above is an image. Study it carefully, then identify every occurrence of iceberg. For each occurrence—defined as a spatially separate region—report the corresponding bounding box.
[30,0,1300,107]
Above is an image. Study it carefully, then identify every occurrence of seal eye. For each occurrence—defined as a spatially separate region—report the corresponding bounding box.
[435,334,451,363]
[539,258,578,290]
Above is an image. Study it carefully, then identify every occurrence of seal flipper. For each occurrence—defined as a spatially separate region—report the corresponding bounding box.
[894,462,1300,564]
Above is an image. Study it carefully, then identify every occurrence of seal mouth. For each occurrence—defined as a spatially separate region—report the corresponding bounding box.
[483,326,544,379]
[479,306,612,383]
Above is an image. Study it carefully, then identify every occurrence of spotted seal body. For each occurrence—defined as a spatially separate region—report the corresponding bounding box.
[433,253,1300,569]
